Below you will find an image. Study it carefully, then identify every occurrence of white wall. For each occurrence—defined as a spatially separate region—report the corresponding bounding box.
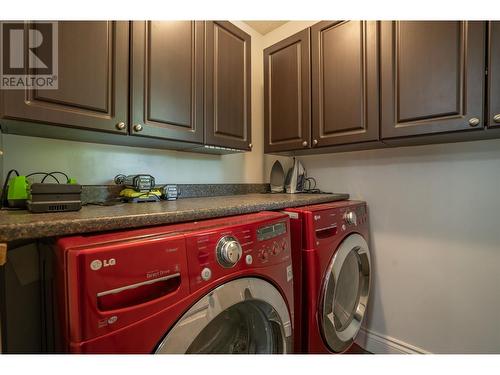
[0,21,267,185]
[262,22,500,354]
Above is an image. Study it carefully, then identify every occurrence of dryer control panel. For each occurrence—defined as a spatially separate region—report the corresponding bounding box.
[186,214,291,293]
[309,202,367,231]
[284,200,368,249]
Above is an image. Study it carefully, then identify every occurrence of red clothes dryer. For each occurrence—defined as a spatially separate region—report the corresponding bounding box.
[284,200,371,354]
[53,212,294,353]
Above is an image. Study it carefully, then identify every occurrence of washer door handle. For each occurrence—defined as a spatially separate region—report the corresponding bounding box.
[97,273,181,311]
[97,273,181,297]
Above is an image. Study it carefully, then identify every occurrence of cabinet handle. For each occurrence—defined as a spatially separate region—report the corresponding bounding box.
[493,114,500,124]
[468,118,480,127]
[133,124,143,132]
[312,139,318,146]
[302,140,308,147]
[115,122,126,130]
[248,143,253,149]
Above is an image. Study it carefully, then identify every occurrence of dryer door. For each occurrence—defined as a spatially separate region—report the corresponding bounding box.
[319,233,371,353]
[155,277,292,354]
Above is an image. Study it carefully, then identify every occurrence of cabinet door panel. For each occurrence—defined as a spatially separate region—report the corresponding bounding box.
[35,22,109,113]
[205,21,251,150]
[264,29,311,153]
[381,21,485,138]
[1,21,129,133]
[131,21,204,143]
[488,22,500,128]
[311,21,379,147]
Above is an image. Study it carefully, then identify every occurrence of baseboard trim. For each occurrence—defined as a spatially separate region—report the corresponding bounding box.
[355,327,430,354]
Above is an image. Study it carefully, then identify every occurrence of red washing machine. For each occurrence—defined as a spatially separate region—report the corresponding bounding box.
[53,212,294,353]
[284,201,371,354]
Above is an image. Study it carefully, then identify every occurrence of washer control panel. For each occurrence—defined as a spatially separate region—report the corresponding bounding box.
[187,217,291,292]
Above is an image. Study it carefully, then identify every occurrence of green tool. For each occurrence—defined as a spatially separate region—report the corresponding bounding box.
[6,175,30,208]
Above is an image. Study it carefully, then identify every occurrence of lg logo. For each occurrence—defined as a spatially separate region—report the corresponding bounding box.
[90,258,116,271]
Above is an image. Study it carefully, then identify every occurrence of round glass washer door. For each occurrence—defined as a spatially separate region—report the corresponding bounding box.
[155,277,292,354]
[319,233,371,353]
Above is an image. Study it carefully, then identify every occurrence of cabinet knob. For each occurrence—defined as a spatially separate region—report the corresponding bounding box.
[468,118,480,127]
[493,114,500,124]
[133,124,143,132]
[312,139,318,146]
[302,140,308,147]
[115,122,126,130]
[248,143,253,149]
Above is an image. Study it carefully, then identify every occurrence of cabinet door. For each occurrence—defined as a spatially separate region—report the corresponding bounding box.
[264,29,311,153]
[488,22,500,128]
[130,21,204,143]
[1,21,129,133]
[381,21,485,139]
[311,21,379,148]
[205,21,251,150]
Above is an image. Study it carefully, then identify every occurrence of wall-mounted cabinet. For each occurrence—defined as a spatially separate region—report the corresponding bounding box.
[381,21,485,138]
[130,21,204,143]
[264,21,380,155]
[0,21,129,134]
[264,20,498,155]
[311,21,379,148]
[264,29,311,153]
[0,21,251,154]
[205,21,252,151]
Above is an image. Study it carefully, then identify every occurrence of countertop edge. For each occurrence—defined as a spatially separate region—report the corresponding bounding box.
[0,194,349,243]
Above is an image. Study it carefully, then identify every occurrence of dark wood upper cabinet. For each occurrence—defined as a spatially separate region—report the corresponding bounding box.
[488,22,500,128]
[205,21,251,150]
[130,21,204,143]
[264,29,311,153]
[381,21,485,139]
[311,21,379,148]
[0,21,129,134]
[1,20,251,153]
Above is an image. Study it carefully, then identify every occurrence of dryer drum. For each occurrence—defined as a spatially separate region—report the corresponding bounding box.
[319,233,371,353]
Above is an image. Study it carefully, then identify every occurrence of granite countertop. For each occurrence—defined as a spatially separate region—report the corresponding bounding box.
[0,193,349,243]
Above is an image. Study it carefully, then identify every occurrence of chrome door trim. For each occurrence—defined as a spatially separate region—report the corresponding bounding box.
[96,273,181,297]
[155,277,292,354]
[319,233,371,353]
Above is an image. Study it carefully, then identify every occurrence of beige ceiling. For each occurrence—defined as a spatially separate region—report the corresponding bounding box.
[243,21,288,35]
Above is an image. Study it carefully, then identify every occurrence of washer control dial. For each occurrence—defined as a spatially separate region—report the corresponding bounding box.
[344,211,357,226]
[216,236,242,268]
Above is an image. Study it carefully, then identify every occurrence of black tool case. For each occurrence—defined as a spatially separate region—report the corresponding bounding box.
[27,183,82,213]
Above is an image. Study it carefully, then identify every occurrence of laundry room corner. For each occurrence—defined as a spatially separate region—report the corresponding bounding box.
[298,139,500,353]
